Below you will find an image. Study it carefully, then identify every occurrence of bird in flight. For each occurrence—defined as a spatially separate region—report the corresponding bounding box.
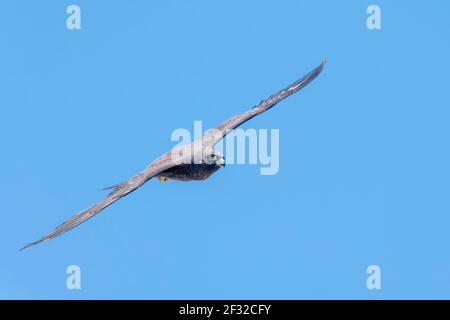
[21,60,326,250]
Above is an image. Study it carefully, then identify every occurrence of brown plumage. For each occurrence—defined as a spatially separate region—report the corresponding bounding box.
[21,60,326,250]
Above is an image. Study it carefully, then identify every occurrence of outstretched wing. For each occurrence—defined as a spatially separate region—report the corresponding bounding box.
[21,152,175,250]
[202,60,326,147]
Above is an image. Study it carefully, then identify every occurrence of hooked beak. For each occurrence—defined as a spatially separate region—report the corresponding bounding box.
[218,157,226,167]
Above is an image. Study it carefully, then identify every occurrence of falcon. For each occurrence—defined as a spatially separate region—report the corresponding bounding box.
[21,60,326,250]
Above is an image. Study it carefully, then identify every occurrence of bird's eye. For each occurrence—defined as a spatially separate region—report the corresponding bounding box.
[209,154,216,161]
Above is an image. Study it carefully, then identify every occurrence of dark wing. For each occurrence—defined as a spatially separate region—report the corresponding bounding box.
[202,60,326,147]
[20,152,176,250]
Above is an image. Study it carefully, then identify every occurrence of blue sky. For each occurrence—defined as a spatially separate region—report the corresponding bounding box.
[1,1,449,299]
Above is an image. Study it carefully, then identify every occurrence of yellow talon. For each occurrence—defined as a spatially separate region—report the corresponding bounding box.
[157,177,169,182]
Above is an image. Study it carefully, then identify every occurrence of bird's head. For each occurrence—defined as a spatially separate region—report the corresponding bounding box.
[204,149,225,167]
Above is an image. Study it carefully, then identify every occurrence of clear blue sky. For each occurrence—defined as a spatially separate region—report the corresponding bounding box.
[1,1,449,299]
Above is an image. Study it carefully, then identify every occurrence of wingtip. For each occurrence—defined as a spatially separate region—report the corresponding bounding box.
[322,58,328,66]
[19,243,33,251]
[19,239,43,251]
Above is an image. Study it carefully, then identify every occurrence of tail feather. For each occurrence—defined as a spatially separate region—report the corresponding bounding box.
[99,182,125,196]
